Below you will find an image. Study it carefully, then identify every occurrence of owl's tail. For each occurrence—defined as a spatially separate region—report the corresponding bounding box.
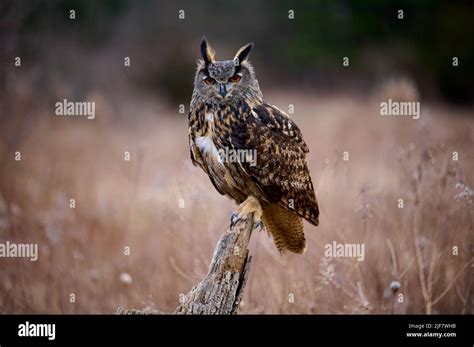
[262,204,306,254]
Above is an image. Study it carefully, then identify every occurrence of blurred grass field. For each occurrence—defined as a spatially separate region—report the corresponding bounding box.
[0,76,472,314]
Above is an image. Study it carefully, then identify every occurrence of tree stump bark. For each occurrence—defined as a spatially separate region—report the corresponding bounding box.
[117,196,261,315]
[175,199,259,314]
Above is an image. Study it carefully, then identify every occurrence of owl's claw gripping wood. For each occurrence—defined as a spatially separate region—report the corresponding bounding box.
[230,211,239,228]
[253,220,264,232]
[230,196,262,228]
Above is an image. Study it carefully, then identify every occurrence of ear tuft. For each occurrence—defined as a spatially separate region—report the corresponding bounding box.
[234,42,254,64]
[200,36,215,65]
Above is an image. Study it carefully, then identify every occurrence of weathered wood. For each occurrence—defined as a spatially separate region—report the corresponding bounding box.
[117,197,261,315]
[175,200,258,314]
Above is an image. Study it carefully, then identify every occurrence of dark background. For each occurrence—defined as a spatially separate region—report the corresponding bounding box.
[1,0,473,106]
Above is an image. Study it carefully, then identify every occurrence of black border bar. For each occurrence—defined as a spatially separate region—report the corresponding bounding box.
[0,314,472,346]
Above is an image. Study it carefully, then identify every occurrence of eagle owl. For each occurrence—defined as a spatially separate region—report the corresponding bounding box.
[188,37,319,254]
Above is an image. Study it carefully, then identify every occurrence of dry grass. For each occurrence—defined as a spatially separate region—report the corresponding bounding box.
[0,79,472,314]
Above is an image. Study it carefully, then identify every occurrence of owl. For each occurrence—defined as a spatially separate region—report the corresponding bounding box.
[188,37,319,254]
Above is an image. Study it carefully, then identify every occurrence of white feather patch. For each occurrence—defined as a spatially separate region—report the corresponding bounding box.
[205,113,214,122]
[195,135,220,160]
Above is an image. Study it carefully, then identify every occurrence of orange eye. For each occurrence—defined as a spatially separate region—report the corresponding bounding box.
[229,75,241,83]
[204,77,215,85]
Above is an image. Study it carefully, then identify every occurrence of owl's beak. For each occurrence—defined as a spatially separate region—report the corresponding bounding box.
[219,84,227,97]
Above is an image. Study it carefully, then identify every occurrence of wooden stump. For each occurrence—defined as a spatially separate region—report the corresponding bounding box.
[175,199,259,314]
[117,196,261,315]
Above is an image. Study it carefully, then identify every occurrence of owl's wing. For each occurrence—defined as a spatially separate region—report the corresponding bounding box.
[229,103,319,226]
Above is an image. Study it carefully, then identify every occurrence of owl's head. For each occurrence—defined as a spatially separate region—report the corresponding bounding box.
[193,36,262,103]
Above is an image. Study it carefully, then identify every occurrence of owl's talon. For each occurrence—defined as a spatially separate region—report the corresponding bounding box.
[253,220,263,231]
[230,211,240,227]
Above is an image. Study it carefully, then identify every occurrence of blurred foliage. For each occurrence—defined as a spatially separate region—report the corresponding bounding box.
[0,0,473,104]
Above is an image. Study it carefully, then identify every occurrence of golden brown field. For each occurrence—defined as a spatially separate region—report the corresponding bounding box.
[0,78,472,314]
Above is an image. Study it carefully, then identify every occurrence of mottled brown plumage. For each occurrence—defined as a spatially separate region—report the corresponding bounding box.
[188,36,319,254]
